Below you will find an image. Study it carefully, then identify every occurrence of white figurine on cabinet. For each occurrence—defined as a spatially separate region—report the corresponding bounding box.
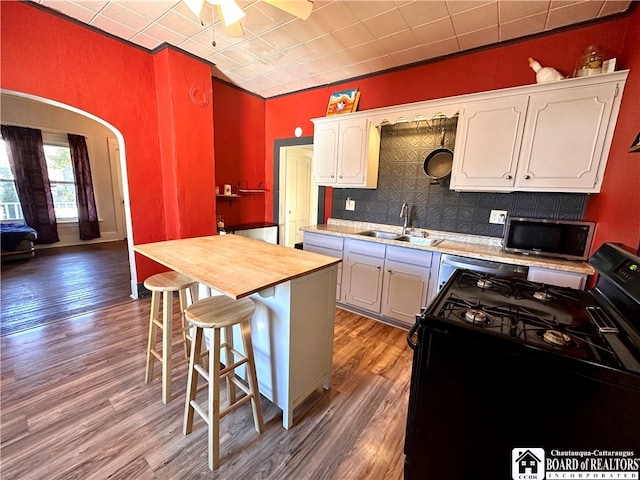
[528,57,565,83]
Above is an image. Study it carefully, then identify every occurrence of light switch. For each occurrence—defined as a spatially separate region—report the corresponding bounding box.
[346,198,355,211]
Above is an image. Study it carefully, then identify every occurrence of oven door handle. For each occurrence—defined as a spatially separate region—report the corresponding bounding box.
[407,320,419,350]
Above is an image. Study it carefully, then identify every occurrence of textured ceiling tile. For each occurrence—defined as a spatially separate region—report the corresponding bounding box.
[90,15,139,40]
[599,0,632,16]
[391,45,428,66]
[260,27,301,51]
[457,25,499,50]
[499,12,548,41]
[156,10,203,38]
[363,8,410,38]
[446,0,495,15]
[451,2,499,35]
[345,1,399,21]
[546,1,604,29]
[101,2,155,31]
[412,17,456,45]
[310,1,360,31]
[349,40,388,63]
[40,0,98,23]
[377,29,420,56]
[398,1,451,28]
[332,22,377,49]
[129,32,163,50]
[498,0,551,23]
[420,36,460,60]
[143,22,188,45]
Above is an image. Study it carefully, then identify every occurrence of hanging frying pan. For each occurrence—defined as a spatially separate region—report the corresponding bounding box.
[423,120,453,182]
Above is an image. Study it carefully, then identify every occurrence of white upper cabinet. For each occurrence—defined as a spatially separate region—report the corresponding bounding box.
[517,82,618,192]
[451,95,529,190]
[311,116,380,188]
[451,72,627,193]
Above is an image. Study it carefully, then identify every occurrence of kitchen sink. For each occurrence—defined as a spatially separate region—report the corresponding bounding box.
[396,236,444,246]
[357,230,401,240]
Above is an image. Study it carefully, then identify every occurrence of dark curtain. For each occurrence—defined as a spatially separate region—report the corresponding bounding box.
[68,134,100,240]
[1,125,59,244]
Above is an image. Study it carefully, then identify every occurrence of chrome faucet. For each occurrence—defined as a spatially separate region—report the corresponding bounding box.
[400,203,409,234]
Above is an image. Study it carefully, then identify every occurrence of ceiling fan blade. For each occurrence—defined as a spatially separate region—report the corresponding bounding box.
[184,0,205,19]
[216,0,245,27]
[263,0,313,20]
[224,20,245,37]
[215,5,245,37]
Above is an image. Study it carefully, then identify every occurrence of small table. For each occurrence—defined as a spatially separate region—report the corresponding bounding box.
[134,235,340,428]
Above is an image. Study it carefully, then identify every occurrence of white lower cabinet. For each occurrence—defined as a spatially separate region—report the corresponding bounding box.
[342,239,386,312]
[381,245,433,325]
[341,239,435,326]
[527,266,588,289]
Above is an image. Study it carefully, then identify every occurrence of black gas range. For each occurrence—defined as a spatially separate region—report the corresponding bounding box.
[404,243,640,480]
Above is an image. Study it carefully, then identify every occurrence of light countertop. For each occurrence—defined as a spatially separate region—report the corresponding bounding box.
[134,234,341,299]
[303,220,595,276]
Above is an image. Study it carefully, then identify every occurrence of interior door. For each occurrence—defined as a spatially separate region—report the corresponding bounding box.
[283,147,312,247]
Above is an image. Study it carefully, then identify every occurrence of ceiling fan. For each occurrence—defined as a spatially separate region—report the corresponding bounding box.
[184,0,313,38]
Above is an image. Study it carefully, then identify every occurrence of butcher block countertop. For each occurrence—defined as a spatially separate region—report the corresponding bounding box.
[303,219,595,276]
[134,234,341,299]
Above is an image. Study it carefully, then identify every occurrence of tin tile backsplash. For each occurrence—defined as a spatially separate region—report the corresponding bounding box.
[331,119,587,237]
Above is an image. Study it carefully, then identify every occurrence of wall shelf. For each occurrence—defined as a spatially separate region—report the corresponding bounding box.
[238,189,267,194]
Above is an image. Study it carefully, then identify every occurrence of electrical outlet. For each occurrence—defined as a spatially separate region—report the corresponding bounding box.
[345,198,355,211]
[489,210,508,224]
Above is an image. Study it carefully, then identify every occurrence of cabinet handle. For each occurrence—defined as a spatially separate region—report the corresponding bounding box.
[376,265,381,270]
[524,174,531,180]
[387,269,392,273]
[505,174,512,180]
[339,175,343,179]
[330,174,335,178]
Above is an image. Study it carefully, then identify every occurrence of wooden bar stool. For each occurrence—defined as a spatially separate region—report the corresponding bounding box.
[183,295,264,471]
[144,271,198,404]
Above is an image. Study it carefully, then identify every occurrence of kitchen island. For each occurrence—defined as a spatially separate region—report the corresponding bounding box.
[134,234,341,429]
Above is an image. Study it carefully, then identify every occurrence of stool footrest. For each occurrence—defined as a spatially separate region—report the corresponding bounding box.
[229,376,251,396]
[219,358,248,377]
[190,399,210,426]
[194,363,209,382]
[220,392,253,418]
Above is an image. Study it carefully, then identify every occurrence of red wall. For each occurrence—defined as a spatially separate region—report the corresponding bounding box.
[584,9,640,254]
[264,9,640,253]
[212,80,266,226]
[0,2,216,281]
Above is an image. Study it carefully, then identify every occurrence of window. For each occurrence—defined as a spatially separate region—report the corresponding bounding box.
[0,137,79,222]
[0,140,22,221]
[43,144,78,220]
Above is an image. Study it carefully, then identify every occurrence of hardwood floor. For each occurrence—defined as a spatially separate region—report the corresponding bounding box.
[0,299,412,479]
[0,241,131,336]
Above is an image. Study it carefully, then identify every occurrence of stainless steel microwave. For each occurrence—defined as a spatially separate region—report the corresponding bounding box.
[503,217,596,261]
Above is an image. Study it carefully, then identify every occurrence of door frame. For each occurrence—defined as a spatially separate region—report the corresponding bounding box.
[272,137,325,243]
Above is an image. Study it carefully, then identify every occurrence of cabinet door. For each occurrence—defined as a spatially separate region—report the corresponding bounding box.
[516,82,618,192]
[337,117,368,185]
[342,252,384,312]
[312,122,339,184]
[450,96,529,191]
[381,259,430,326]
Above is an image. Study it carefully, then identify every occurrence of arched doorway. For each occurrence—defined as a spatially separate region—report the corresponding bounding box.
[1,89,137,298]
